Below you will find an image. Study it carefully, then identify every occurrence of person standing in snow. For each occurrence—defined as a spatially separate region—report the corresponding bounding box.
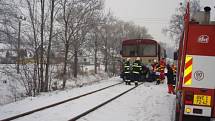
[151,60,158,82]
[159,58,166,83]
[145,59,153,81]
[131,57,142,86]
[123,58,131,85]
[165,64,175,94]
[171,64,177,88]
[155,63,161,85]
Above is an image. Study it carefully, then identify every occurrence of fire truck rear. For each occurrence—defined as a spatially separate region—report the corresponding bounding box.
[175,3,215,121]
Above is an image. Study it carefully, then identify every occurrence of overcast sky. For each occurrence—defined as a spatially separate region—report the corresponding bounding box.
[105,0,215,47]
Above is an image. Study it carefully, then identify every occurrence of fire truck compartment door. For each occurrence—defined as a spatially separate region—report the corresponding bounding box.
[183,55,215,89]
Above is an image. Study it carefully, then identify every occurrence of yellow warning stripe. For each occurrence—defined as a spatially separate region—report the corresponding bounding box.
[184,64,192,77]
[184,55,193,86]
[184,78,192,85]
[185,56,192,63]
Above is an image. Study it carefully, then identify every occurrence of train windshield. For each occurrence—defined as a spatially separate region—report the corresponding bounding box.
[122,44,156,57]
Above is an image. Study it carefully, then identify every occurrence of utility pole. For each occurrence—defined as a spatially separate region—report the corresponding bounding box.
[17,20,21,73]
[16,15,26,74]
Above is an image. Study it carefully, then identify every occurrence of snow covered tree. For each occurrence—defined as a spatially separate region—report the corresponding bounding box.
[162,0,200,48]
[56,0,104,88]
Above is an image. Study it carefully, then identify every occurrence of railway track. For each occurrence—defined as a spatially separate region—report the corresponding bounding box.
[69,82,144,121]
[0,82,123,121]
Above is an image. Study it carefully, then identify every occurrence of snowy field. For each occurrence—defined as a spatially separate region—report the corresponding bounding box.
[0,77,176,121]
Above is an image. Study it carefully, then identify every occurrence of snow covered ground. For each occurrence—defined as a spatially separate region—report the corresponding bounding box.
[0,64,108,105]
[0,77,176,121]
[79,82,176,121]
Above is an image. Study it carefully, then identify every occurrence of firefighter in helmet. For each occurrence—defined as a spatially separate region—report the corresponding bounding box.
[123,58,131,85]
[131,57,143,86]
[171,64,177,88]
[166,64,175,94]
[155,63,161,85]
[159,58,166,83]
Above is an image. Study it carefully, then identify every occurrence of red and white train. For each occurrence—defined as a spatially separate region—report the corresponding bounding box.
[121,39,166,64]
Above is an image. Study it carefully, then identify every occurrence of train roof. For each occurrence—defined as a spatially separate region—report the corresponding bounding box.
[122,39,158,45]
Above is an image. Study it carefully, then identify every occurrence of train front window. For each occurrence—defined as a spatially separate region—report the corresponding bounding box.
[122,44,156,57]
[123,45,138,56]
[139,44,156,56]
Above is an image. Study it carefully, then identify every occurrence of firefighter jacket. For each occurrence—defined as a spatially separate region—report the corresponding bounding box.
[152,63,157,72]
[131,60,142,74]
[155,64,161,75]
[171,65,177,74]
[159,65,165,73]
[166,64,175,84]
[159,59,166,73]
[159,59,166,67]
[123,61,131,74]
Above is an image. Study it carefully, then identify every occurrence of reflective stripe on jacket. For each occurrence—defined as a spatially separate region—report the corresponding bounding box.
[123,61,131,73]
[132,60,142,74]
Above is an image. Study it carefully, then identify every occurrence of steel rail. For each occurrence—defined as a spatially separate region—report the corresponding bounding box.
[69,83,144,121]
[1,82,123,121]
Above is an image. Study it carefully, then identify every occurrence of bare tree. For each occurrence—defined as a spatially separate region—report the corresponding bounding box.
[93,26,101,74]
[83,13,104,74]
[25,0,40,95]
[98,13,113,73]
[71,0,104,78]
[97,13,153,74]
[57,0,103,88]
[44,0,56,92]
[162,0,200,48]
[57,0,71,89]
[39,0,45,92]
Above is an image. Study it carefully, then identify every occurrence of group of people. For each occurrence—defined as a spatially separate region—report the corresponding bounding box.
[149,58,177,94]
[122,57,148,86]
[122,57,177,94]
[151,58,166,85]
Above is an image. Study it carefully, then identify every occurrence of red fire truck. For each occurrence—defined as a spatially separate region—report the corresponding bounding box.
[175,2,215,121]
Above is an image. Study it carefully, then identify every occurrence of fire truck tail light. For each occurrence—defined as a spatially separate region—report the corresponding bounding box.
[185,108,191,113]
[185,91,194,104]
[185,100,193,105]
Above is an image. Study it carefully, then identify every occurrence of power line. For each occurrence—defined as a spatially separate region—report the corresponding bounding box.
[116,17,170,24]
[117,17,170,21]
